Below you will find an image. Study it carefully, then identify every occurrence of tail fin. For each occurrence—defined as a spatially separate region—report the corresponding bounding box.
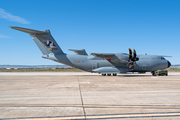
[11,27,65,55]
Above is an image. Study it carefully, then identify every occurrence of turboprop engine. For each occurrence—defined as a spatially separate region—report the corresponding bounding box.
[127,48,139,70]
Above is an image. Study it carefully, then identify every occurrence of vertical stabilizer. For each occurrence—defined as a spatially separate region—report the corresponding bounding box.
[11,27,65,55]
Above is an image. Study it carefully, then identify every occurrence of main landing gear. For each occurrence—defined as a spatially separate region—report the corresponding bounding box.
[102,73,117,76]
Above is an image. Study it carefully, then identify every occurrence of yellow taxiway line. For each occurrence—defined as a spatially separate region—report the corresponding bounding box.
[19,112,180,120]
[1,104,180,119]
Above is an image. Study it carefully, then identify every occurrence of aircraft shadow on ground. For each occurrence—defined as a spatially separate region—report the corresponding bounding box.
[118,75,152,77]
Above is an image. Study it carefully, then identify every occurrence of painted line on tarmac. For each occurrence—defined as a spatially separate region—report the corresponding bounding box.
[15,112,180,120]
[85,105,180,109]
[1,104,180,109]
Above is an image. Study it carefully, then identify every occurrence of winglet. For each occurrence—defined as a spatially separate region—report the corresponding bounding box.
[10,26,48,35]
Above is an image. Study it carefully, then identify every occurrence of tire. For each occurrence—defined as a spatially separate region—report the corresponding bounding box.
[152,71,155,76]
[107,74,111,76]
[113,73,117,76]
[102,74,106,76]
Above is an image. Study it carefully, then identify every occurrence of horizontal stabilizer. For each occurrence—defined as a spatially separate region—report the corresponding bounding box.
[69,49,88,55]
[10,26,48,35]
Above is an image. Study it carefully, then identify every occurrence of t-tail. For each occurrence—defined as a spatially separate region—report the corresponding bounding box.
[10,27,65,56]
[11,27,76,67]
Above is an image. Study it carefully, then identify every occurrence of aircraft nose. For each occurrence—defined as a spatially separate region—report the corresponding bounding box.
[167,61,171,68]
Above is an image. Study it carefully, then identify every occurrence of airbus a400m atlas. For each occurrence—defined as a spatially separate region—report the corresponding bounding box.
[11,27,171,76]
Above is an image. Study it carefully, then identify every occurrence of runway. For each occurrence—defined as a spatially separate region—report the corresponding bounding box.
[0,72,180,119]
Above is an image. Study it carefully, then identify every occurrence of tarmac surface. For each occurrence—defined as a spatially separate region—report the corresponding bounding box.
[0,72,180,119]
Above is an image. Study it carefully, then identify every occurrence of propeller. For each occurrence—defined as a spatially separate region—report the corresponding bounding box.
[132,49,139,61]
[133,49,136,58]
[128,48,139,70]
[128,48,132,61]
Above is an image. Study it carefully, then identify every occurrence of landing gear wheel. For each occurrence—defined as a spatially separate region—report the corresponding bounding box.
[113,73,117,76]
[152,71,156,76]
[107,74,111,76]
[102,74,106,76]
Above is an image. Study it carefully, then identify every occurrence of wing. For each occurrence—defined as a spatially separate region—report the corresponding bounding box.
[91,53,127,63]
[161,56,172,57]
[91,53,115,58]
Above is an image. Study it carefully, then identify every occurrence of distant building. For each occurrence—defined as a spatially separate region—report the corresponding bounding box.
[6,68,18,70]
[170,65,180,68]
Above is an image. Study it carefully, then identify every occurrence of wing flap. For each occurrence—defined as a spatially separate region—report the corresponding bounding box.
[91,53,115,58]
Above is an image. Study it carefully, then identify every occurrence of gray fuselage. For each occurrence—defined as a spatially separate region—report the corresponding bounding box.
[11,26,171,75]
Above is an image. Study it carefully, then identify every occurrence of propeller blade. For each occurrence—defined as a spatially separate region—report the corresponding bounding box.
[133,49,136,58]
[129,48,132,60]
[132,62,134,71]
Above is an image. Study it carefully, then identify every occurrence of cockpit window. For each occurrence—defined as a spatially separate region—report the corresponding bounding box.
[161,57,166,60]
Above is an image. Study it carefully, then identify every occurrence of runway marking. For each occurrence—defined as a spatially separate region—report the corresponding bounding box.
[77,76,87,119]
[15,112,180,120]
[1,104,180,109]
[1,105,180,119]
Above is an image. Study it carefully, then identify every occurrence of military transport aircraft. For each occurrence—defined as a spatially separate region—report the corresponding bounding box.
[11,27,171,76]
